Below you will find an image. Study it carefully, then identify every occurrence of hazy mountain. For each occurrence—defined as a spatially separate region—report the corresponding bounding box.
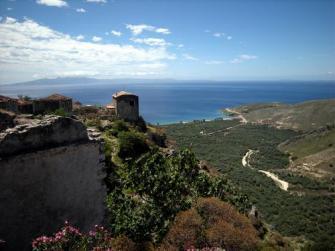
[5,77,220,87]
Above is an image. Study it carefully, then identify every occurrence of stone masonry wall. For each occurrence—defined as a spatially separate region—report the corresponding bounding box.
[0,116,106,250]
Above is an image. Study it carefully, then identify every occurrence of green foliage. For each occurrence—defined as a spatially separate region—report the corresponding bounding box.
[52,108,69,117]
[134,116,147,133]
[117,131,149,160]
[84,118,102,128]
[110,120,129,136]
[164,120,335,248]
[279,126,335,158]
[106,148,250,243]
[147,130,167,147]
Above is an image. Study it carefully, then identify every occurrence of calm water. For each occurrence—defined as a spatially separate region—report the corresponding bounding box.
[1,81,334,124]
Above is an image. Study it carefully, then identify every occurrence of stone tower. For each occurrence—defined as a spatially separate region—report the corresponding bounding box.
[112,91,139,121]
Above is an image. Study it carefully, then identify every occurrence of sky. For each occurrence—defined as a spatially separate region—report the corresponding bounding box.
[0,0,334,84]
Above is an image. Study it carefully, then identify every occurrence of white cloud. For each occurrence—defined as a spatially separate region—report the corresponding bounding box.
[0,17,175,83]
[92,36,102,42]
[230,54,257,64]
[76,34,84,40]
[4,17,16,24]
[36,0,68,7]
[86,0,107,3]
[7,8,13,11]
[205,60,224,65]
[126,24,171,36]
[204,29,211,33]
[110,30,122,36]
[178,44,184,48]
[76,8,86,13]
[155,28,171,35]
[213,32,225,37]
[130,38,170,47]
[126,24,154,36]
[183,53,198,61]
[212,32,232,40]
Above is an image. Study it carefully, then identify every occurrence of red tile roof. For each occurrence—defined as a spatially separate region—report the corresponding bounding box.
[39,94,72,101]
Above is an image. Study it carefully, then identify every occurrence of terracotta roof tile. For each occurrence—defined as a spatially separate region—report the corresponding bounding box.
[112,91,136,98]
[39,94,72,101]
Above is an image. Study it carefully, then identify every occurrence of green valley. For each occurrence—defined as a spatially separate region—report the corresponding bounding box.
[164,99,335,250]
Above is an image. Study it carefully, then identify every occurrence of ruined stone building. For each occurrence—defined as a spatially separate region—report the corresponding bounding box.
[0,109,15,131]
[0,95,18,113]
[33,94,73,114]
[0,116,106,250]
[17,99,34,114]
[0,93,72,114]
[110,91,139,121]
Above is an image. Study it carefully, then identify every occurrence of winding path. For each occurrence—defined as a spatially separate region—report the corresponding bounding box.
[242,149,289,191]
[258,170,289,191]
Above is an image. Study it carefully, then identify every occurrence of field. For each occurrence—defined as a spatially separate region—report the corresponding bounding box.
[163,119,335,248]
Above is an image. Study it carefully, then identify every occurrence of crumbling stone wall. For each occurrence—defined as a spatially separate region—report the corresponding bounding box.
[0,109,15,132]
[0,116,106,250]
[114,95,139,121]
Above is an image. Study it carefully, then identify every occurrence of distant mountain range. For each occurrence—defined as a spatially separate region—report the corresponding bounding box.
[5,77,334,87]
[4,77,222,86]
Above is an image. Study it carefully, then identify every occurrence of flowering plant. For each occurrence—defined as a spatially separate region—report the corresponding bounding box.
[32,221,114,251]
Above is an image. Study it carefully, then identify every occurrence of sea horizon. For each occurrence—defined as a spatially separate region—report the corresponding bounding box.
[1,80,334,125]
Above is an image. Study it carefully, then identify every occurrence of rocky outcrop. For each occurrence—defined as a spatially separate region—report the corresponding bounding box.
[0,116,106,251]
[0,115,88,157]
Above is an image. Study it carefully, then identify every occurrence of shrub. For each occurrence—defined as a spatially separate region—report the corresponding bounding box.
[158,208,204,250]
[106,148,251,244]
[159,197,260,250]
[114,120,129,132]
[196,197,259,251]
[147,130,167,147]
[52,108,69,117]
[109,120,129,136]
[134,116,147,133]
[111,235,137,251]
[32,222,114,251]
[118,131,149,160]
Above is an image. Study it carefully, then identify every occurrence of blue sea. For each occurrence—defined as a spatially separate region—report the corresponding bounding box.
[1,81,334,124]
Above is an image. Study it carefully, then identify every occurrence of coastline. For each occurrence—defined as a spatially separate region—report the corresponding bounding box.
[224,108,248,123]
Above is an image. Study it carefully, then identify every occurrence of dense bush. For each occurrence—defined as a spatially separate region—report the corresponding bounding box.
[134,116,147,132]
[159,197,260,251]
[158,208,203,250]
[109,120,129,136]
[147,130,167,147]
[106,148,251,243]
[117,131,149,160]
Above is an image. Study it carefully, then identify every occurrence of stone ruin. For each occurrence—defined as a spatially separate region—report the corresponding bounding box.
[0,115,106,250]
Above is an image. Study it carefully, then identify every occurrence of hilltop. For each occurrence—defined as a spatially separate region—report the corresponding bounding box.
[225,99,335,131]
[278,125,335,180]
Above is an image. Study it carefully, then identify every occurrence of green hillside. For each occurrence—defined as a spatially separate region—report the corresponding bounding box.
[164,117,335,249]
[226,99,335,132]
